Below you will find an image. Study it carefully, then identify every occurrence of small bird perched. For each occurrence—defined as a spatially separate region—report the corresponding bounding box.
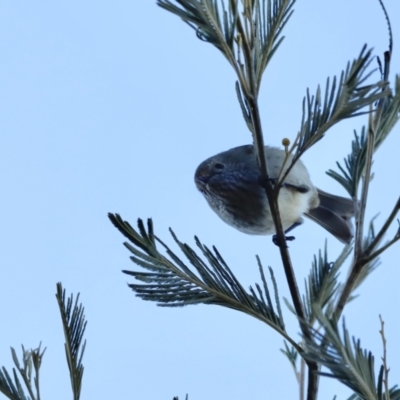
[194,145,355,244]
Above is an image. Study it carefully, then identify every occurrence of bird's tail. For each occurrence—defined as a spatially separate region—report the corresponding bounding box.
[305,189,355,244]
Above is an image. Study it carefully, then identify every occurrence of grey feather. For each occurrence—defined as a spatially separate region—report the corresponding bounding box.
[305,190,355,244]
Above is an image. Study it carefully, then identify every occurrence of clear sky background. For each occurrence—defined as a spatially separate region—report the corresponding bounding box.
[1,1,400,399]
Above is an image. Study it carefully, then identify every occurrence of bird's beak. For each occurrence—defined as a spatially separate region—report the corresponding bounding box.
[194,174,210,191]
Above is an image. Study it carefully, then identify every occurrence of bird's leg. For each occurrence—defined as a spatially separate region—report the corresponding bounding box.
[272,234,294,247]
[284,220,303,234]
[272,220,303,247]
[258,177,306,246]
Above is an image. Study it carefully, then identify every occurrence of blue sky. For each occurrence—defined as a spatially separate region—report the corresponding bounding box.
[1,1,400,399]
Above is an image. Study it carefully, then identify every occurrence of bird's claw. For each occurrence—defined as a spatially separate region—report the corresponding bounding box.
[272,234,295,247]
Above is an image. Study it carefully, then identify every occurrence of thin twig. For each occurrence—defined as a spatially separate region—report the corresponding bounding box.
[365,197,400,255]
[299,357,306,400]
[365,233,400,262]
[379,315,390,399]
[332,223,400,321]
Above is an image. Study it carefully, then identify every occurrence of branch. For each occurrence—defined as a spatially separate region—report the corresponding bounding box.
[379,315,390,399]
[365,197,400,256]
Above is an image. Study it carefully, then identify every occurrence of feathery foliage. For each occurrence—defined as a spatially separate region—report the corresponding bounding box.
[281,340,299,371]
[327,75,400,198]
[346,387,400,400]
[350,218,381,294]
[293,46,391,159]
[157,0,295,95]
[0,344,45,400]
[0,285,88,400]
[108,213,304,348]
[56,283,87,400]
[156,0,390,170]
[302,242,352,323]
[303,310,400,400]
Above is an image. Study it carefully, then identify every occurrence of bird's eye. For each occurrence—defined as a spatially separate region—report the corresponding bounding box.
[214,162,225,170]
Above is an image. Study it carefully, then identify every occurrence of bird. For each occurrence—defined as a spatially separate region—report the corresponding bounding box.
[194,144,355,244]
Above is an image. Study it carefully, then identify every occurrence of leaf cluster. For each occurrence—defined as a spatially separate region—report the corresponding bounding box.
[302,242,352,323]
[295,46,390,159]
[157,0,295,95]
[0,284,87,400]
[303,311,400,400]
[108,213,304,348]
[0,344,45,400]
[327,75,400,198]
